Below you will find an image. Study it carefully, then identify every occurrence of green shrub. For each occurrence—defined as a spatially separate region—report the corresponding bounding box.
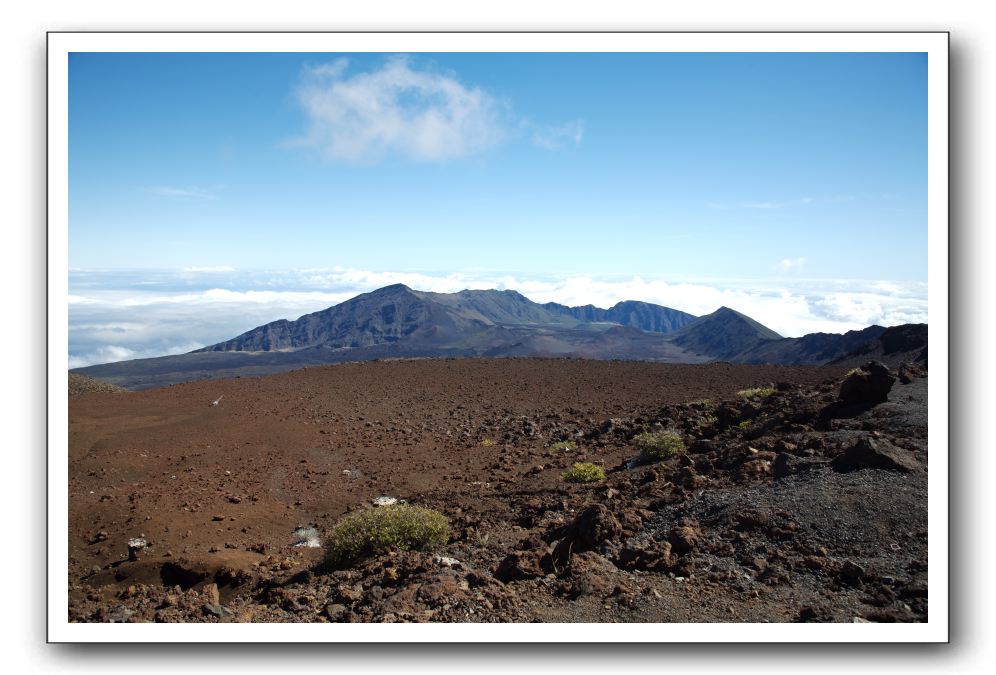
[562,462,605,483]
[699,414,718,428]
[549,440,577,452]
[479,438,496,447]
[633,430,686,462]
[736,387,777,399]
[737,419,752,430]
[323,504,450,569]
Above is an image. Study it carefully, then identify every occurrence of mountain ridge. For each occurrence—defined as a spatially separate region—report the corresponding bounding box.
[75,284,927,390]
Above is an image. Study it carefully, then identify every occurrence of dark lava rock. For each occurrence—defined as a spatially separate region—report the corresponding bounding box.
[564,551,617,599]
[323,603,349,621]
[550,504,623,568]
[773,452,829,479]
[735,508,771,529]
[566,504,623,552]
[832,437,920,473]
[667,519,702,555]
[838,361,896,404]
[495,551,546,582]
[416,573,468,607]
[613,541,675,571]
[838,560,866,586]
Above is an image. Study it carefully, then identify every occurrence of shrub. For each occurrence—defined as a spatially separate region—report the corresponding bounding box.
[323,504,450,569]
[562,462,605,483]
[549,440,577,452]
[698,414,718,429]
[737,419,752,430]
[633,430,686,462]
[479,438,496,447]
[736,387,777,399]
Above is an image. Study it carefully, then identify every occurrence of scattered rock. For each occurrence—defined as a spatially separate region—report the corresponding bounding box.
[667,520,701,555]
[832,437,920,473]
[104,606,134,623]
[203,582,220,606]
[772,453,828,478]
[613,541,674,572]
[839,361,896,405]
[203,603,233,618]
[495,551,545,582]
[839,560,866,586]
[566,504,623,552]
[324,603,348,621]
[126,537,147,561]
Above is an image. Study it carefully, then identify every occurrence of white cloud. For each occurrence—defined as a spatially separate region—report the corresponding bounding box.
[306,58,349,79]
[181,266,236,273]
[68,268,928,366]
[778,257,806,273]
[531,119,584,150]
[290,56,505,163]
[69,343,205,369]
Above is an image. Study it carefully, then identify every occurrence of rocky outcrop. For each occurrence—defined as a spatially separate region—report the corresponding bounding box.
[838,361,896,404]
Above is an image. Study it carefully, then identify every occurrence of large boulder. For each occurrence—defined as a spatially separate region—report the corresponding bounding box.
[831,436,920,473]
[838,361,896,404]
[551,504,623,569]
[567,504,623,551]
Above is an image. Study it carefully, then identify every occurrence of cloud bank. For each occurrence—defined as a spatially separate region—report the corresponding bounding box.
[67,268,928,368]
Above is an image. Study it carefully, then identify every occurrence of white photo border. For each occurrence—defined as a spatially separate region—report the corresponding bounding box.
[47,31,949,643]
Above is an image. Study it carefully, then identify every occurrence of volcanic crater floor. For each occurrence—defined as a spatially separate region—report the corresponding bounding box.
[67,357,928,624]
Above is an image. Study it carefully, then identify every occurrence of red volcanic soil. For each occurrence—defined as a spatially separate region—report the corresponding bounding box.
[67,358,928,624]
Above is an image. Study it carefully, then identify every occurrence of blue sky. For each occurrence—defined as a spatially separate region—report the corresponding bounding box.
[68,52,928,364]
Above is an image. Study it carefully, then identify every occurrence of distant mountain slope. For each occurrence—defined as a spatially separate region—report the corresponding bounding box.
[541,299,697,333]
[197,284,695,355]
[666,307,783,361]
[829,323,928,367]
[414,288,579,327]
[197,284,448,352]
[731,325,888,366]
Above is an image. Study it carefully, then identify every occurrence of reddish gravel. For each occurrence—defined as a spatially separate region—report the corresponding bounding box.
[67,357,929,624]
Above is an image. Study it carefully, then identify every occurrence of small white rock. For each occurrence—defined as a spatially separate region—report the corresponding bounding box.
[372,496,399,507]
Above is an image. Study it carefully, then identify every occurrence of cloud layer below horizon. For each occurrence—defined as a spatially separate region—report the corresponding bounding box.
[67,268,928,368]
